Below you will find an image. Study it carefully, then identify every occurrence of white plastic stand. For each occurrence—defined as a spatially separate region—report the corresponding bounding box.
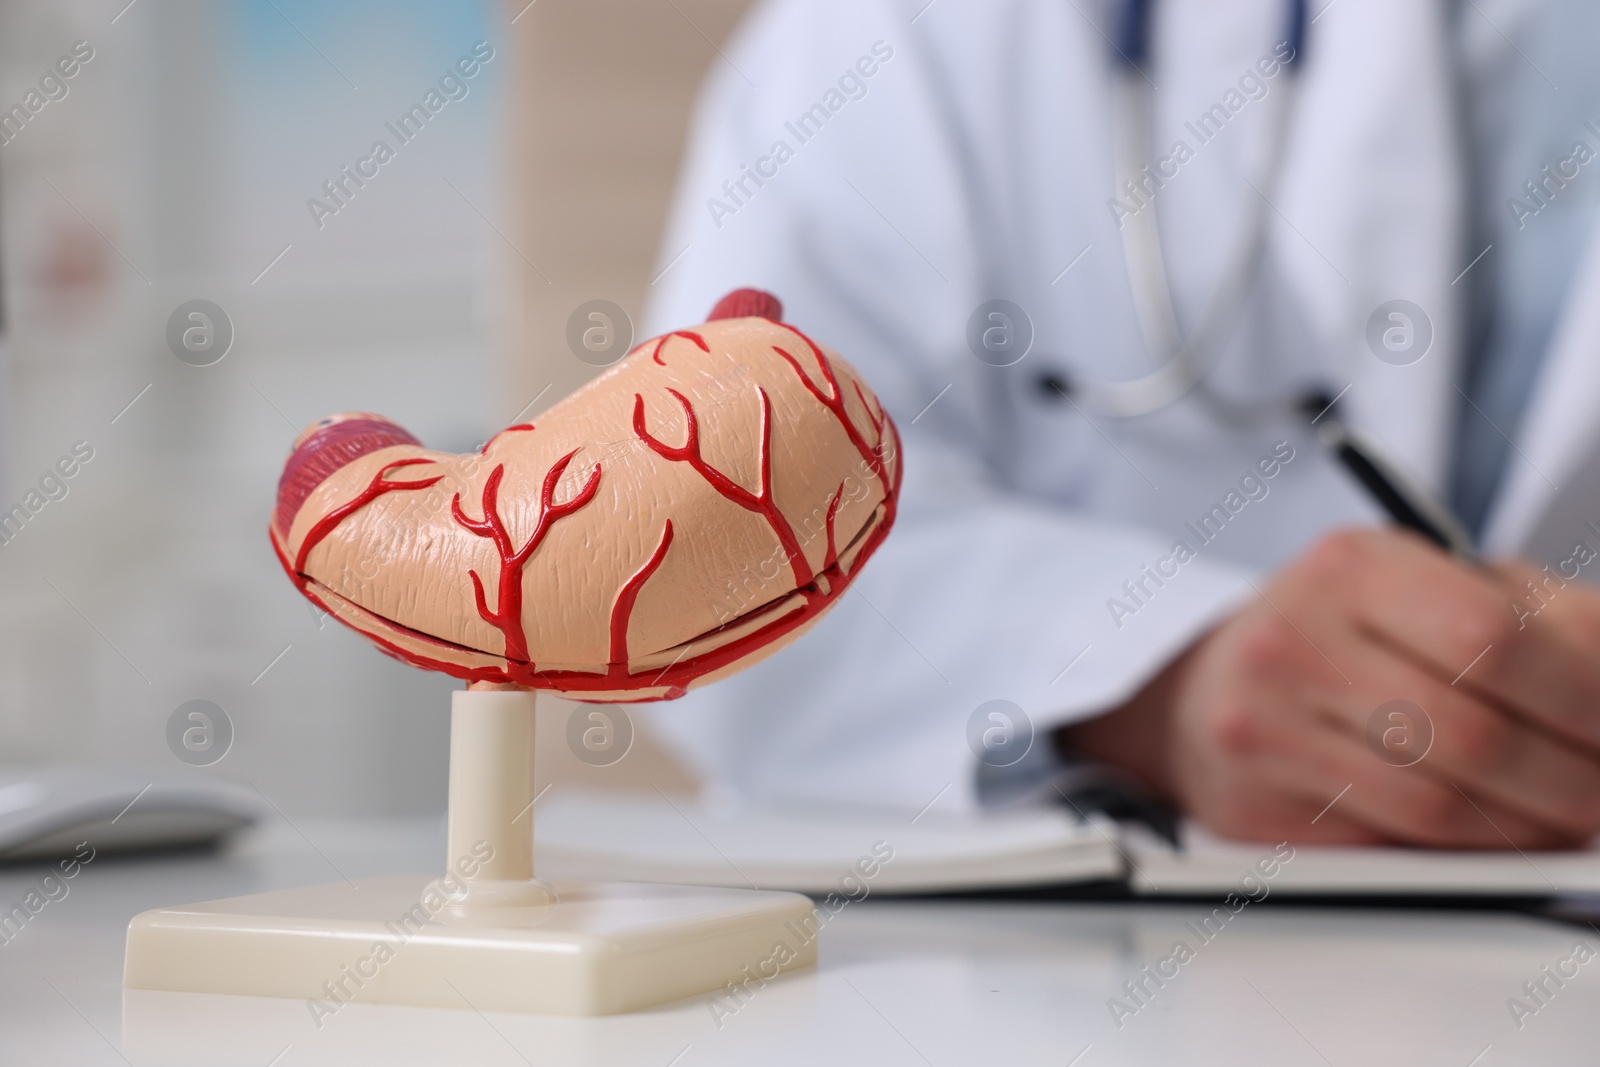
[123,687,816,1015]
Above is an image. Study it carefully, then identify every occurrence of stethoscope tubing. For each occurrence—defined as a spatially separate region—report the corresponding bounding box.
[1115,0,1307,74]
[1068,0,1308,421]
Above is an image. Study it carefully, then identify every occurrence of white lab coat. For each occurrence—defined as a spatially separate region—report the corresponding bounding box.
[639,0,1600,815]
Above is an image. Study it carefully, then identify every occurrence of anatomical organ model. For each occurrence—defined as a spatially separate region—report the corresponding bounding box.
[124,290,899,1015]
[270,289,902,702]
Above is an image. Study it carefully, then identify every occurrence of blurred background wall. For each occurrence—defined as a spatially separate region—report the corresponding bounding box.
[0,0,753,814]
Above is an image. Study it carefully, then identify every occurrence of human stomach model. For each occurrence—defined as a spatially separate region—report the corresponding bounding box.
[270,290,901,702]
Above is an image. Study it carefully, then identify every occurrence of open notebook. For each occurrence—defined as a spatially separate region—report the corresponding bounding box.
[533,789,1600,898]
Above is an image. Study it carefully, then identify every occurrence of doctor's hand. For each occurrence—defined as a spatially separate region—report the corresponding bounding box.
[1062,527,1600,848]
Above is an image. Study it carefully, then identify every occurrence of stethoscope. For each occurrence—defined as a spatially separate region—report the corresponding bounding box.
[1051,0,1313,422]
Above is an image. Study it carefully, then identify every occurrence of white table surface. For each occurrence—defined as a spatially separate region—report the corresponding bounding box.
[2,818,1597,1066]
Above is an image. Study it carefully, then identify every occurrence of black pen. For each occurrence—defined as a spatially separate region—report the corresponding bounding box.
[1304,395,1479,562]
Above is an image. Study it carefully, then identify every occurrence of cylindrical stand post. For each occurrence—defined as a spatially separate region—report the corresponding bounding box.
[445,683,554,907]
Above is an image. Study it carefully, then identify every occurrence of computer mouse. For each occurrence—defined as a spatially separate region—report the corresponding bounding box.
[0,765,264,861]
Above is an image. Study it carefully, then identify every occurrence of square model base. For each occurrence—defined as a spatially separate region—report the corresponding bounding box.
[124,876,817,1015]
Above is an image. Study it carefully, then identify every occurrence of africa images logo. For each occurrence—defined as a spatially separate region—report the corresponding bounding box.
[704,41,894,230]
[305,42,495,230]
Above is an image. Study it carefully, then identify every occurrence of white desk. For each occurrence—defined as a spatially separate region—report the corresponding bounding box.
[2,818,1595,1065]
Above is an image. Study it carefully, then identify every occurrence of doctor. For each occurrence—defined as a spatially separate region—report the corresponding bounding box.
[641,0,1600,848]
